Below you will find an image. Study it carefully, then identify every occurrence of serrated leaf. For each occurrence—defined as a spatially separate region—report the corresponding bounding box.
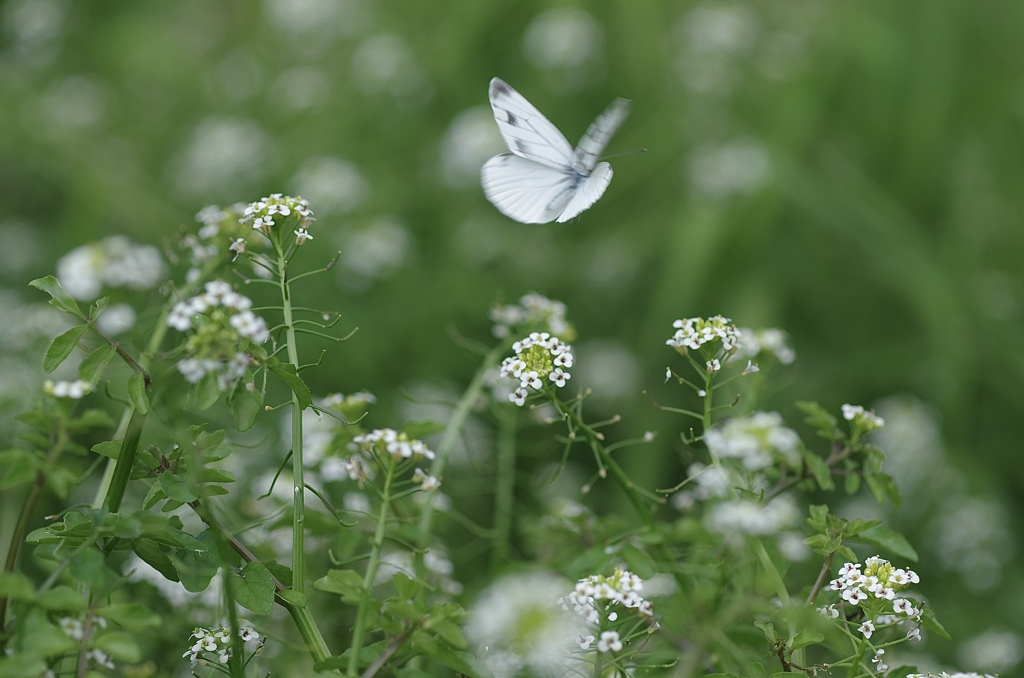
[230,388,263,431]
[267,360,312,410]
[228,561,275,615]
[44,325,88,373]
[856,525,918,562]
[78,344,115,383]
[29,276,83,317]
[128,371,149,414]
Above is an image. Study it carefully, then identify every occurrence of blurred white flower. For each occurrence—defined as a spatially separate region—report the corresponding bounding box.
[679,4,758,56]
[56,236,166,300]
[441,107,503,188]
[705,495,799,542]
[686,138,772,198]
[38,75,106,133]
[336,217,411,291]
[290,156,368,215]
[95,303,136,335]
[352,33,428,102]
[264,0,367,46]
[958,628,1023,674]
[170,117,269,198]
[522,8,603,85]
[3,0,67,64]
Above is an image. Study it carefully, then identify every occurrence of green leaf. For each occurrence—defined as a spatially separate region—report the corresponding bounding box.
[230,388,263,431]
[97,603,161,630]
[855,525,918,562]
[0,571,36,601]
[44,324,88,373]
[921,606,950,643]
[159,472,199,504]
[69,548,119,590]
[128,371,150,414]
[314,568,365,603]
[806,504,829,531]
[228,561,275,615]
[620,543,656,580]
[845,518,881,538]
[843,469,860,495]
[171,529,219,592]
[92,440,121,460]
[36,585,87,612]
[400,420,446,440]
[790,628,824,650]
[131,540,178,582]
[0,656,49,678]
[21,608,77,656]
[268,360,312,410]
[195,372,221,410]
[276,589,307,608]
[78,344,116,383]
[29,276,83,317]
[89,295,109,320]
[393,572,420,600]
[0,450,38,488]
[429,619,467,649]
[93,631,141,662]
[753,620,777,642]
[801,450,834,491]
[795,400,841,440]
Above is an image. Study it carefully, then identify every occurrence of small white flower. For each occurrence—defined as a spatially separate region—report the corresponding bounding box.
[858,620,875,639]
[294,227,313,245]
[706,358,721,372]
[576,633,594,650]
[597,630,622,652]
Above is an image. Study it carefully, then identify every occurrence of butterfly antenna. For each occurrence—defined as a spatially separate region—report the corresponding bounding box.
[601,148,648,160]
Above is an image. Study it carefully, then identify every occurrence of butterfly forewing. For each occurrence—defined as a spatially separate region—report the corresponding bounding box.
[481,77,631,224]
[488,78,575,170]
[481,153,576,224]
[572,98,631,173]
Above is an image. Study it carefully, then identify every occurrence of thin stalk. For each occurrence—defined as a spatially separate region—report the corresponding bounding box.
[491,407,517,572]
[348,457,395,677]
[274,240,307,594]
[417,342,506,552]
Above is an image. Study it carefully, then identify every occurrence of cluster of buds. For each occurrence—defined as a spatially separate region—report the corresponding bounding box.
[182,623,261,667]
[490,292,574,340]
[352,428,436,462]
[666,315,741,355]
[560,568,654,626]
[499,332,574,407]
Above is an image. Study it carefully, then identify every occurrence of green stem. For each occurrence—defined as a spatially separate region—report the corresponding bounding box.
[491,407,517,572]
[101,407,146,513]
[417,342,506,552]
[348,457,395,677]
[275,241,307,594]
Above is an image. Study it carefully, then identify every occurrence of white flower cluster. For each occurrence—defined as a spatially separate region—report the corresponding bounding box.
[166,281,269,389]
[704,496,799,540]
[560,568,654,634]
[58,616,114,669]
[44,379,92,399]
[499,332,574,407]
[490,293,572,340]
[352,428,436,461]
[412,467,441,491]
[666,315,741,354]
[824,556,922,640]
[735,327,796,365]
[240,193,315,244]
[705,411,801,470]
[842,403,885,431]
[56,235,166,301]
[182,623,260,666]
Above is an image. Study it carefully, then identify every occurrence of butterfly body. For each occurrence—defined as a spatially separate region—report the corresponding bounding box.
[481,78,629,224]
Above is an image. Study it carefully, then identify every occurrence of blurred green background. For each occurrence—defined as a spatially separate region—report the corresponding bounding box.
[2,0,1024,673]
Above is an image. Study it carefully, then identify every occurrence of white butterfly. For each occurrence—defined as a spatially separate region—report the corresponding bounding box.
[481,77,630,224]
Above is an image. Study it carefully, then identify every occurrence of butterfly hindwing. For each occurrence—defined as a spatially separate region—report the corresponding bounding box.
[488,78,575,170]
[481,77,630,224]
[481,153,576,224]
[557,162,613,223]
